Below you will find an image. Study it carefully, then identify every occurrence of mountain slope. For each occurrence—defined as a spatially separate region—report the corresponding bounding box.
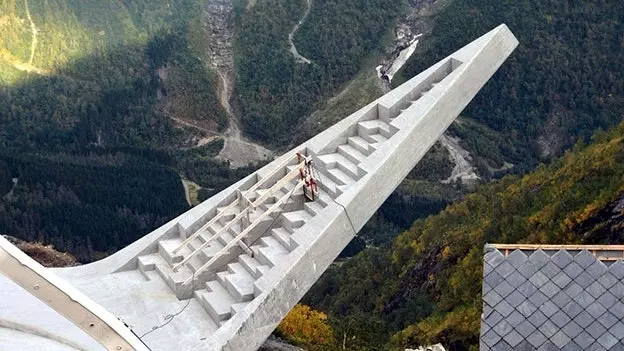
[305,121,624,350]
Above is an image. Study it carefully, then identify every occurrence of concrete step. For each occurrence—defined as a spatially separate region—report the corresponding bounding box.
[158,239,184,265]
[238,254,265,279]
[155,258,193,294]
[230,303,248,317]
[253,237,289,267]
[217,263,255,302]
[347,136,372,155]
[318,153,358,179]
[218,231,235,246]
[358,119,393,138]
[272,227,297,251]
[328,168,355,186]
[362,132,388,144]
[196,281,235,322]
[316,173,341,198]
[281,210,312,232]
[304,201,324,216]
[337,144,366,164]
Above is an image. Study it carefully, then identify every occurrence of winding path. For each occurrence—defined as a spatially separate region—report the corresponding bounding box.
[288,0,313,64]
[24,0,38,65]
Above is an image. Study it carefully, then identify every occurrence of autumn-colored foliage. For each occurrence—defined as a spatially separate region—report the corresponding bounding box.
[276,304,336,348]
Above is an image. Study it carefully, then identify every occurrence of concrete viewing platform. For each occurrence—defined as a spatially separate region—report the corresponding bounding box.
[0,24,518,351]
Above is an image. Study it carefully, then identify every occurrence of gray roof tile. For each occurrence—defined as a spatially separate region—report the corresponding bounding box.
[539,319,559,338]
[575,290,595,308]
[610,321,624,338]
[596,311,619,329]
[597,291,618,309]
[481,247,624,350]
[552,271,572,288]
[484,290,503,307]
[492,319,513,337]
[574,249,596,268]
[551,250,574,269]
[586,260,608,277]
[597,331,618,349]
[587,281,608,299]
[528,250,550,268]
[507,249,528,268]
[574,310,595,328]
[574,331,595,349]
[587,301,608,318]
[610,301,624,317]
[494,280,514,298]
[537,341,558,351]
[506,290,526,308]
[527,290,548,306]
[527,330,547,349]
[492,340,512,351]
[496,300,514,317]
[561,320,583,339]
[611,282,624,299]
[517,300,538,317]
[515,320,536,338]
[575,271,596,288]
[586,321,607,339]
[484,261,494,276]
[483,329,502,347]
[503,330,524,347]
[563,282,583,298]
[563,341,583,351]
[539,301,559,318]
[482,280,493,294]
[563,261,583,279]
[485,310,504,327]
[527,310,547,328]
[598,272,618,289]
[551,290,571,309]
[485,270,504,287]
[562,301,583,319]
[506,310,525,327]
[480,340,491,351]
[540,262,561,279]
[608,260,624,279]
[514,340,535,351]
[550,310,572,328]
[518,281,538,298]
[517,262,538,279]
[497,261,515,278]
[550,330,571,348]
[506,271,527,288]
[539,281,559,298]
[485,249,505,267]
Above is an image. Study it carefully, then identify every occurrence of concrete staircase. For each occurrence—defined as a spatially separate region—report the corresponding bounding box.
[134,177,332,326]
[315,116,397,197]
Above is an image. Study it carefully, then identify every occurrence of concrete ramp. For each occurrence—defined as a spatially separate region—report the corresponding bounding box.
[0,25,518,351]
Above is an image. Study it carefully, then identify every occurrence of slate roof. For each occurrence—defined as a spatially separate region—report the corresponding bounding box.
[481,244,624,351]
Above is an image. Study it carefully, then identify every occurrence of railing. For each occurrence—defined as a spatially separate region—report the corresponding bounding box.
[172,154,298,255]
[182,180,307,287]
[172,155,311,273]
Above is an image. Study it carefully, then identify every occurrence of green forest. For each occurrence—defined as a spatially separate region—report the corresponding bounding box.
[234,0,398,143]
[303,121,624,350]
[397,0,624,172]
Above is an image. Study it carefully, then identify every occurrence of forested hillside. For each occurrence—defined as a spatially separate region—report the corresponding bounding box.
[0,0,256,261]
[234,0,398,143]
[397,0,624,172]
[303,122,624,350]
